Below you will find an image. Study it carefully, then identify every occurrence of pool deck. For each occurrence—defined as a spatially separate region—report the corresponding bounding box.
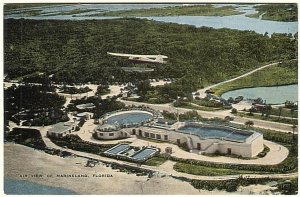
[104,110,153,120]
[76,119,288,165]
[6,122,292,186]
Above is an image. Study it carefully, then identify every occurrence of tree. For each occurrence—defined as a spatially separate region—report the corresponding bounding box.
[278,106,283,120]
[265,105,272,117]
[264,32,269,37]
[231,108,237,114]
[245,120,254,127]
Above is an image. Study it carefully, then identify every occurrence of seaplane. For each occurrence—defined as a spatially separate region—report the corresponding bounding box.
[107,52,168,64]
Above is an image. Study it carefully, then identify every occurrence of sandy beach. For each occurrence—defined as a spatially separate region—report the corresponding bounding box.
[4,143,280,195]
[4,143,200,195]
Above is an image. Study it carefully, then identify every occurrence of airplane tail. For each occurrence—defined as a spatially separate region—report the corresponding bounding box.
[156,55,167,64]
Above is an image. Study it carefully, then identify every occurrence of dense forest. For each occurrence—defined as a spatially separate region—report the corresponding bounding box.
[4,18,297,94]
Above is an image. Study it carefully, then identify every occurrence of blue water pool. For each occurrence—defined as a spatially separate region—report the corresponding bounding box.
[131,148,157,161]
[179,126,252,142]
[105,144,129,155]
[106,111,153,125]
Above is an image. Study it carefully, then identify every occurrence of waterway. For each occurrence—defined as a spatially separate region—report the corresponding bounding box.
[4,4,298,35]
[221,84,298,104]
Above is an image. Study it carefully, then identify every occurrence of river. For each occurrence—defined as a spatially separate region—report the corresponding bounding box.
[4,4,298,35]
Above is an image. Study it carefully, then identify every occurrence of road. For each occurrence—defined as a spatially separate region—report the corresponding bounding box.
[195,61,282,98]
[120,99,296,133]
[118,60,298,133]
[4,59,297,133]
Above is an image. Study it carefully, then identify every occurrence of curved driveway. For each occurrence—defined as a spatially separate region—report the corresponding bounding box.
[36,125,295,181]
[76,119,289,166]
[8,123,293,181]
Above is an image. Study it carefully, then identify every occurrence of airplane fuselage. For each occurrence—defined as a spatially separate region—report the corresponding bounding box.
[107,52,168,64]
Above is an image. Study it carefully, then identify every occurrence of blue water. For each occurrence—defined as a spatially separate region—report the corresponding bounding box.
[222,84,298,104]
[4,178,77,195]
[131,148,156,161]
[105,144,130,155]
[179,126,251,142]
[4,4,297,35]
[144,15,297,35]
[106,112,153,125]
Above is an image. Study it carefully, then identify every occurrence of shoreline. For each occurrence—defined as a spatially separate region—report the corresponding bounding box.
[217,83,298,98]
[4,143,201,195]
[4,143,284,195]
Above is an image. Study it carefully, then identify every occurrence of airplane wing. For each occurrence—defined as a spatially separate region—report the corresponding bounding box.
[107,52,168,59]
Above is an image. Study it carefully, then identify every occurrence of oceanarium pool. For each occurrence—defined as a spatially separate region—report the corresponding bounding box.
[179,125,252,142]
[105,111,153,125]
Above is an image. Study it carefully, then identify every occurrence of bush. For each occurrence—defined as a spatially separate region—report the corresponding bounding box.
[231,108,237,114]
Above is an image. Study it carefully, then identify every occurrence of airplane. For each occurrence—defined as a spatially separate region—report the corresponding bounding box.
[107,52,168,64]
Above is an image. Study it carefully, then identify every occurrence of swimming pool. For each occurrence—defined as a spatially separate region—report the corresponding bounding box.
[106,111,153,126]
[104,144,157,162]
[179,125,252,142]
[104,144,130,155]
[131,148,157,162]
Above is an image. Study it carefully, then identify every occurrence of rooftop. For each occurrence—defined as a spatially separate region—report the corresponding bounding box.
[76,103,96,110]
[48,122,74,133]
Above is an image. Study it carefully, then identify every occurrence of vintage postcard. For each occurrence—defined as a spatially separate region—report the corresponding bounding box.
[3,1,298,195]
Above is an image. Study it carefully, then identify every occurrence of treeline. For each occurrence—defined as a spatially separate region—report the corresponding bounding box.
[67,96,125,118]
[4,18,297,98]
[49,135,115,154]
[4,85,66,112]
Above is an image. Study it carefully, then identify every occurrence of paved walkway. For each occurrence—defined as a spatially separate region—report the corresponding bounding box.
[8,122,294,181]
[76,119,289,166]
[35,127,297,181]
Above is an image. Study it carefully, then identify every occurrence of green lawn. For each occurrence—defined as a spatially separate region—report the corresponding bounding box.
[174,162,261,176]
[213,60,298,97]
[270,107,298,118]
[144,157,167,166]
[237,112,297,125]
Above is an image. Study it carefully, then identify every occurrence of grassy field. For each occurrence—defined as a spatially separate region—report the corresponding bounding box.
[270,107,297,118]
[213,60,298,97]
[237,112,297,125]
[174,162,262,176]
[89,5,244,17]
[144,157,167,166]
[246,4,297,22]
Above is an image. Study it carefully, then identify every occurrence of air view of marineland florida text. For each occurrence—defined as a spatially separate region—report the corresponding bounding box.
[3,2,298,195]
